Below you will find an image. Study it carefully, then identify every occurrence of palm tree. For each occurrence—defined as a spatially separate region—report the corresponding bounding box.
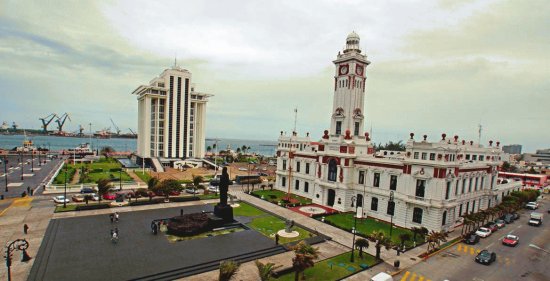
[292,241,319,281]
[367,230,392,260]
[193,175,203,197]
[147,177,159,190]
[255,260,282,281]
[426,230,448,252]
[96,178,113,204]
[236,147,241,154]
[207,146,212,153]
[355,238,369,258]
[398,233,411,250]
[241,145,247,154]
[219,260,240,281]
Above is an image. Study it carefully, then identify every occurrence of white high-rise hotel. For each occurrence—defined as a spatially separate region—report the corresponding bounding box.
[275,32,521,231]
[132,65,212,168]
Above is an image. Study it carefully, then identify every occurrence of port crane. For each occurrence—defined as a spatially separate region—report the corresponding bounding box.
[56,113,71,132]
[110,118,121,135]
[39,113,58,133]
[12,122,18,132]
[128,128,137,136]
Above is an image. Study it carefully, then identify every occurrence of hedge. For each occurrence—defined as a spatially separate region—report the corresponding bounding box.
[76,203,111,211]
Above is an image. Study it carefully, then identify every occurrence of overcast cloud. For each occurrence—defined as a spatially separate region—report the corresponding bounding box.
[0,0,548,152]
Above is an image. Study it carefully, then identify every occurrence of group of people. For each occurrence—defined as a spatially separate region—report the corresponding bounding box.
[109,212,120,243]
[151,220,166,235]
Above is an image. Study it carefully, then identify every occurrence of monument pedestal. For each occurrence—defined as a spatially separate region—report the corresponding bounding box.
[214,204,234,223]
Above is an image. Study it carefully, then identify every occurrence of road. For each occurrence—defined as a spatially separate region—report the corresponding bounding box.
[1,153,63,199]
[395,198,550,281]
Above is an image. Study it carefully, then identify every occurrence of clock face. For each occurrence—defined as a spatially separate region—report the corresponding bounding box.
[339,65,349,75]
[356,65,364,76]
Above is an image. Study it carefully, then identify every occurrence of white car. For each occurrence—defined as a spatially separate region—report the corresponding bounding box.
[238,167,248,171]
[207,185,219,193]
[525,202,539,210]
[53,195,70,204]
[89,193,100,201]
[475,227,492,238]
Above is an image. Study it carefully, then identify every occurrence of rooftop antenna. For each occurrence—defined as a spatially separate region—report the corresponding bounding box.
[174,53,178,68]
[478,124,482,145]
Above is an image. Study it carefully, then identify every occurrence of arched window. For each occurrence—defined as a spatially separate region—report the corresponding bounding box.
[371,197,378,211]
[413,207,423,224]
[328,159,337,182]
[357,194,364,207]
[442,211,447,226]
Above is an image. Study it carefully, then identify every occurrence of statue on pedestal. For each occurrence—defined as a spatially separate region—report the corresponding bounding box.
[214,167,234,222]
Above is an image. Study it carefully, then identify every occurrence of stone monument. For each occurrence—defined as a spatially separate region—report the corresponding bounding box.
[214,167,234,222]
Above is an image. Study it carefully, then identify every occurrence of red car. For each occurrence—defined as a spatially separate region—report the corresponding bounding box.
[502,234,519,246]
[103,193,116,200]
[484,223,499,232]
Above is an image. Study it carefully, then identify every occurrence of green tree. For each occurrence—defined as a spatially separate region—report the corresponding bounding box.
[376,141,405,151]
[219,260,240,281]
[100,146,115,156]
[426,230,448,253]
[147,177,159,190]
[292,241,319,281]
[355,238,369,258]
[192,175,204,197]
[96,178,113,204]
[154,179,181,200]
[367,230,392,260]
[398,233,411,249]
[255,260,282,281]
[207,146,212,152]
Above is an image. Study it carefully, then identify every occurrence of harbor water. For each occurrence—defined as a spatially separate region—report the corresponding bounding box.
[0,134,277,156]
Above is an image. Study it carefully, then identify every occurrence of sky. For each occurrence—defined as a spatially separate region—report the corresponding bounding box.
[0,0,548,152]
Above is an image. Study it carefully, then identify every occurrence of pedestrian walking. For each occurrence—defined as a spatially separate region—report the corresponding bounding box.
[115,212,119,222]
[27,186,31,194]
[275,233,279,245]
[152,223,158,235]
[109,213,114,223]
[180,209,184,216]
[23,224,29,234]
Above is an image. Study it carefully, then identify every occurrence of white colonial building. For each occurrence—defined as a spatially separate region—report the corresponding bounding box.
[132,65,212,170]
[275,32,521,232]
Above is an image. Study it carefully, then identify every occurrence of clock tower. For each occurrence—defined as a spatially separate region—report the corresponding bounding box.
[330,31,370,138]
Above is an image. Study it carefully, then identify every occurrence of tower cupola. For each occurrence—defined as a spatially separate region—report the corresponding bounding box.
[344,31,361,53]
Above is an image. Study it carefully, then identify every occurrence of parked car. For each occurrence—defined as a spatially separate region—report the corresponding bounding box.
[464,234,480,245]
[116,190,136,199]
[525,202,539,210]
[484,222,499,232]
[511,213,520,220]
[494,219,506,228]
[103,193,116,200]
[259,172,268,176]
[53,195,70,204]
[475,227,492,238]
[71,194,85,202]
[475,250,497,265]
[185,188,199,194]
[80,187,96,194]
[502,214,514,224]
[502,234,519,247]
[207,185,219,193]
[238,167,247,171]
[89,193,100,201]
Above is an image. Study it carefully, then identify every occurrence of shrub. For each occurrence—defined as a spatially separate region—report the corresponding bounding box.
[76,203,110,211]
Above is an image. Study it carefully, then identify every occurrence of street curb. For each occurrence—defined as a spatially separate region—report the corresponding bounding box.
[423,237,462,260]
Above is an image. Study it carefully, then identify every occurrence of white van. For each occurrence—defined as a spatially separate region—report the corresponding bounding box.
[371,272,393,281]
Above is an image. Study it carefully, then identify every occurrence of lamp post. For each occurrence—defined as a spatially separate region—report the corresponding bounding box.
[4,155,8,192]
[389,190,395,239]
[4,238,32,281]
[38,150,41,167]
[31,151,34,173]
[247,161,251,193]
[350,195,359,262]
[119,168,122,191]
[19,152,23,181]
[63,162,67,208]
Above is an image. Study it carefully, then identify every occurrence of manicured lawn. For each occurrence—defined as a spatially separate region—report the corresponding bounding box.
[252,189,312,206]
[52,157,133,184]
[275,251,378,281]
[233,202,268,217]
[323,213,424,247]
[134,171,152,183]
[54,204,78,212]
[197,193,220,200]
[248,215,312,244]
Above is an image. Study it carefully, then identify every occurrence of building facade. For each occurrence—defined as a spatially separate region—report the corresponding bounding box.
[502,144,522,155]
[275,32,521,232]
[132,65,212,168]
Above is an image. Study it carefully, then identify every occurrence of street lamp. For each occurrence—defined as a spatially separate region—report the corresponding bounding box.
[31,151,34,173]
[389,190,395,239]
[63,162,68,208]
[350,195,359,262]
[4,238,32,281]
[19,152,23,181]
[3,155,8,192]
[38,149,41,167]
[119,167,122,191]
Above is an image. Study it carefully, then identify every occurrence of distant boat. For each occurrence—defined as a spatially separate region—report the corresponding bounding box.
[15,131,36,152]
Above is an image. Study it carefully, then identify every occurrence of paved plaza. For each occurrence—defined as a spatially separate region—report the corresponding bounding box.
[28,205,281,281]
